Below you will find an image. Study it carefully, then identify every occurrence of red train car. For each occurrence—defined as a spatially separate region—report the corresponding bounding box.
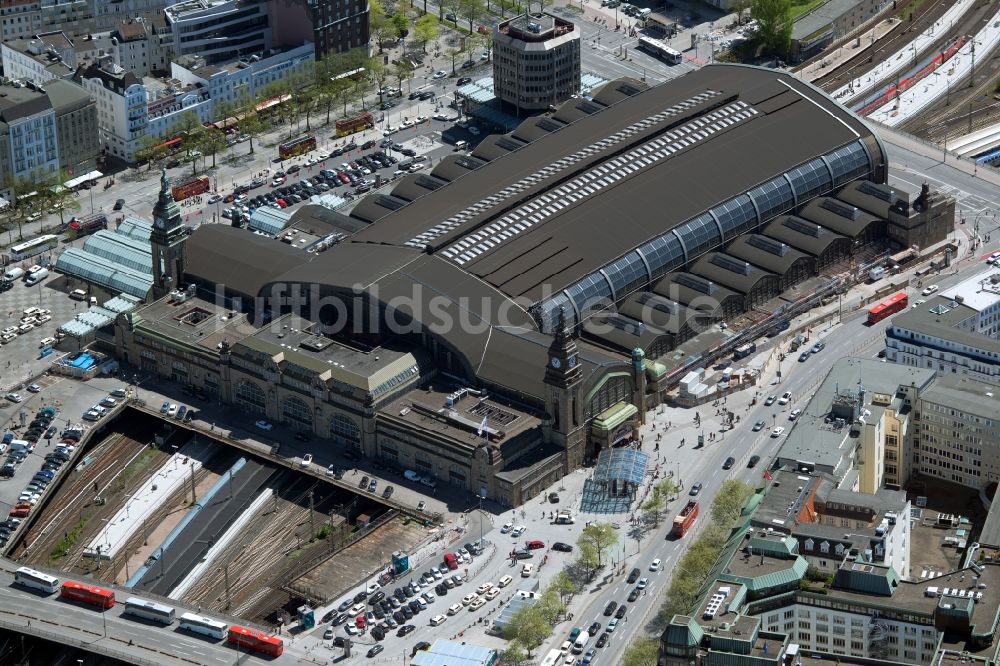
[60,580,115,609]
[227,625,284,657]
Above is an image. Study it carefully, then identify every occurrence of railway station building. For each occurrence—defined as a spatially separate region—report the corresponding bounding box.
[116,64,951,505]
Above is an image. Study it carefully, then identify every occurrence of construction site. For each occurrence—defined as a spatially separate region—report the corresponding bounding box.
[7,408,428,626]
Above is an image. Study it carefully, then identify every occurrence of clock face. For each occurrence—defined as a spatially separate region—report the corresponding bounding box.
[550,356,561,369]
[568,356,577,368]
[154,217,165,230]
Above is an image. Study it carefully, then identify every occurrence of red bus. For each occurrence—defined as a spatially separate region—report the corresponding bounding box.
[336,112,374,137]
[60,580,116,609]
[227,625,284,656]
[171,176,210,202]
[671,500,699,538]
[66,214,108,239]
[867,292,908,325]
[278,135,317,160]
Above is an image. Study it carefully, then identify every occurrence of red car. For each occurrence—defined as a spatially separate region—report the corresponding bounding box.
[526,540,545,550]
[276,199,288,208]
[356,615,366,628]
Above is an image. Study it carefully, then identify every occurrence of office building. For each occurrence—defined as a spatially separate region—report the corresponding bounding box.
[492,12,580,114]
[163,0,271,65]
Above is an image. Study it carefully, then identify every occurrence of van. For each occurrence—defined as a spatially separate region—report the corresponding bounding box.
[69,289,87,300]
[454,140,468,150]
[21,307,41,318]
[3,267,24,282]
[868,266,886,282]
[572,631,590,654]
[398,158,413,170]
[25,268,48,285]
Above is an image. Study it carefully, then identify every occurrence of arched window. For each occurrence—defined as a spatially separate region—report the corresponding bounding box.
[330,414,361,448]
[235,380,266,416]
[282,395,312,431]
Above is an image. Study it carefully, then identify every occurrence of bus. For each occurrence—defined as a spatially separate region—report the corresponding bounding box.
[171,176,210,202]
[227,625,284,656]
[332,67,366,83]
[8,235,58,261]
[60,580,116,609]
[867,292,908,325]
[637,36,683,64]
[124,596,176,625]
[14,567,60,594]
[671,500,699,538]
[336,111,374,137]
[179,612,228,639]
[278,135,317,160]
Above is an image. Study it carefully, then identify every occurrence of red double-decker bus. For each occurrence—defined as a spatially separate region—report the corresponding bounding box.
[278,135,317,159]
[867,292,908,325]
[227,625,284,656]
[60,580,116,609]
[671,500,699,538]
[171,176,210,202]
[335,112,374,137]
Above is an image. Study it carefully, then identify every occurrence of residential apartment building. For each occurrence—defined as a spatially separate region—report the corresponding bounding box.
[0,0,41,42]
[111,16,173,77]
[886,272,1000,385]
[163,0,271,65]
[44,77,99,178]
[300,0,368,59]
[1,31,76,84]
[170,43,314,110]
[492,12,581,114]
[914,374,1000,490]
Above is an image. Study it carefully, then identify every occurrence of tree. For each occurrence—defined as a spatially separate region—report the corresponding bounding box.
[41,170,80,227]
[733,0,752,24]
[535,588,565,625]
[709,480,753,528]
[3,177,43,242]
[578,523,618,568]
[413,13,440,53]
[574,540,601,580]
[502,605,550,656]
[550,570,578,604]
[391,11,410,40]
[500,641,530,666]
[200,129,227,169]
[751,0,792,57]
[368,60,390,105]
[641,486,666,527]
[369,0,395,52]
[172,110,206,175]
[134,134,169,172]
[458,0,486,34]
[392,60,415,95]
[332,79,356,116]
[239,110,267,155]
[622,638,660,666]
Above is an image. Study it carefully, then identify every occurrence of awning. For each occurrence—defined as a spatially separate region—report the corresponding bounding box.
[63,170,103,189]
[591,401,639,434]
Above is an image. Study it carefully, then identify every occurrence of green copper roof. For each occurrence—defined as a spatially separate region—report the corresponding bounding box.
[591,401,638,433]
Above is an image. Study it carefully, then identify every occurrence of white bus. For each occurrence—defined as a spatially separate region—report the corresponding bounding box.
[124,596,176,625]
[8,235,58,261]
[637,36,683,64]
[179,612,228,639]
[14,567,60,594]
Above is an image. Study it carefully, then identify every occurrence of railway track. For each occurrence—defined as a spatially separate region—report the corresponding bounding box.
[910,49,1000,144]
[810,0,949,92]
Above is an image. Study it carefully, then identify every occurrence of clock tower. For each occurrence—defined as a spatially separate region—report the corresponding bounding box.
[150,168,187,299]
[543,308,585,470]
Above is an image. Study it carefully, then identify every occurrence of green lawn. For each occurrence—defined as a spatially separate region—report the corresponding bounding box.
[790,0,828,21]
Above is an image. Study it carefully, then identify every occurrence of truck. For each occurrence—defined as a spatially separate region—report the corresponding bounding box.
[733,342,756,360]
[671,500,699,538]
[869,266,886,282]
[541,649,563,666]
[443,553,458,570]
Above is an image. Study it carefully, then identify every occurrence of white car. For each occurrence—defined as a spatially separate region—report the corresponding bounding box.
[18,323,33,333]
[511,525,526,537]
[349,603,366,615]
[366,582,381,595]
[461,593,478,606]
[521,563,533,577]
[326,464,337,476]
[400,119,414,129]
[432,70,447,79]
[921,284,939,296]
[433,113,451,122]
[500,522,513,534]
[255,420,273,431]
[476,582,493,595]
[469,597,487,610]
[6,393,23,403]
[650,558,662,571]
[167,404,178,417]
[300,454,313,468]
[1,327,17,336]
[777,391,792,405]
[497,575,513,588]
[771,426,786,438]
[789,408,802,420]
[991,252,1000,264]
[485,588,500,600]
[447,603,463,615]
